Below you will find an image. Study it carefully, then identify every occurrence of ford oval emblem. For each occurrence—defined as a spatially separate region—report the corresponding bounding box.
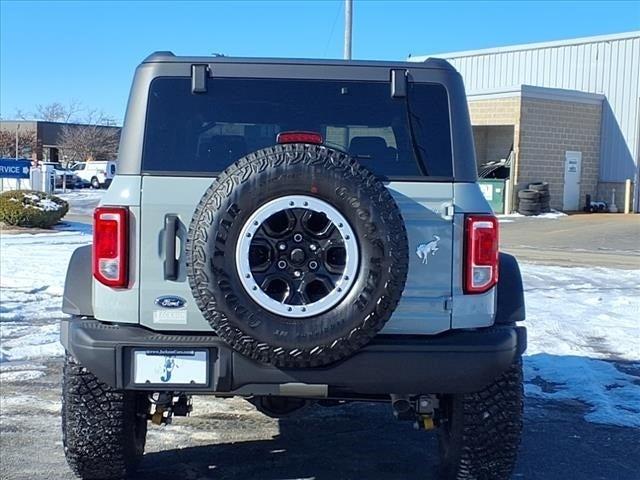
[155,296,186,309]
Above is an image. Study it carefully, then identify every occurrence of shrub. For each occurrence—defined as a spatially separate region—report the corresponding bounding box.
[0,190,69,228]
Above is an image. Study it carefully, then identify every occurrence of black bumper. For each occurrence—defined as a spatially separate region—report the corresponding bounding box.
[60,319,526,396]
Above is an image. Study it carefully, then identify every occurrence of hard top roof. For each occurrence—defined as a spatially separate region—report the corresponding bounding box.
[141,51,455,71]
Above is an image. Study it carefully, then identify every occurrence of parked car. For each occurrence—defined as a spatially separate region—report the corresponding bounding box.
[70,160,116,189]
[61,52,526,480]
[40,161,79,189]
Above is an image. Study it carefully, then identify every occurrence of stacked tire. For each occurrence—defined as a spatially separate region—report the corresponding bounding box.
[517,182,550,216]
[529,182,551,213]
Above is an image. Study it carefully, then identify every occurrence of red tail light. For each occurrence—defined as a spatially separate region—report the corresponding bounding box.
[93,207,128,288]
[464,215,499,294]
[276,131,323,145]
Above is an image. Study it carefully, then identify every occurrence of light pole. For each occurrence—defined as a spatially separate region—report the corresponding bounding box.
[15,123,21,189]
[343,0,352,60]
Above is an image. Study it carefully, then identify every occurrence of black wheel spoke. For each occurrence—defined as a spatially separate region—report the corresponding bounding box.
[237,195,358,317]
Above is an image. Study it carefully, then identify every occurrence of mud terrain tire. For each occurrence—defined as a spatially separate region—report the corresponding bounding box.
[62,354,149,480]
[438,359,523,480]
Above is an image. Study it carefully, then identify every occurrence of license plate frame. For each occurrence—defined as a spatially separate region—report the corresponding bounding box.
[132,349,209,386]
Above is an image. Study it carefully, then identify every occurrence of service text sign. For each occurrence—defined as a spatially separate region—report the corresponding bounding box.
[0,159,31,179]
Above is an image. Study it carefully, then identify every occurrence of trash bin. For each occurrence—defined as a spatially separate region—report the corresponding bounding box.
[478,179,506,214]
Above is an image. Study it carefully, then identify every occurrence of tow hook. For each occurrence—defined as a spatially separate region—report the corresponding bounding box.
[390,394,439,430]
[414,395,439,431]
[149,393,192,425]
[151,404,167,425]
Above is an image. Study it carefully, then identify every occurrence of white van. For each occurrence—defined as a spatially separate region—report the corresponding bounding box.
[70,160,117,189]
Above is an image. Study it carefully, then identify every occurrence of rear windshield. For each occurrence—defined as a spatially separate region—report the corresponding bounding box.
[142,77,453,178]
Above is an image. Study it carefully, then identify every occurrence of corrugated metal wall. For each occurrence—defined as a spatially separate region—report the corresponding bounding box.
[412,32,640,183]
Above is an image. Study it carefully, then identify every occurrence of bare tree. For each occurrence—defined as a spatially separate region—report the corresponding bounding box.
[35,100,83,122]
[0,129,37,158]
[14,100,91,123]
[83,108,118,127]
[59,123,120,163]
[13,109,30,121]
[7,102,120,163]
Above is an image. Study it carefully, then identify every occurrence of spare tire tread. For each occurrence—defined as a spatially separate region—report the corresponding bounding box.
[186,144,409,368]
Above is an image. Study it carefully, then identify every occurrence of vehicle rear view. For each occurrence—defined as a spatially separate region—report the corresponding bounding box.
[61,53,526,480]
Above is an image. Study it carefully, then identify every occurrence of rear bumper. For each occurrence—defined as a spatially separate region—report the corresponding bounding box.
[60,318,526,396]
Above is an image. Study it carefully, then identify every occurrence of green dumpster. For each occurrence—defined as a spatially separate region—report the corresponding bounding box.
[478,179,506,214]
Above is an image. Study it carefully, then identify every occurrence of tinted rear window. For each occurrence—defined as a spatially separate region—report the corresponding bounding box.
[142,78,452,178]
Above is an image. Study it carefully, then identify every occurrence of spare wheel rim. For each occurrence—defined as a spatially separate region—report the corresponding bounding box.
[235,195,359,318]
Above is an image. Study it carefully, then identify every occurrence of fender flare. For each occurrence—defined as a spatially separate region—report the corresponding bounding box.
[495,253,525,324]
[62,245,94,317]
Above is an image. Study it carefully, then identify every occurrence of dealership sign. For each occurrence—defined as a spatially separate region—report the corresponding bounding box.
[0,159,31,179]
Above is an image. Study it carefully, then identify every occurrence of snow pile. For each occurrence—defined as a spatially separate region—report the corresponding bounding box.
[21,193,64,212]
[521,264,640,427]
[498,210,567,221]
[56,190,105,216]
[0,230,91,364]
[5,192,65,212]
[522,265,640,360]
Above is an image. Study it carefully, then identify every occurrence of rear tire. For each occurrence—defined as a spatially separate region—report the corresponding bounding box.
[438,359,523,480]
[90,177,101,189]
[62,354,149,480]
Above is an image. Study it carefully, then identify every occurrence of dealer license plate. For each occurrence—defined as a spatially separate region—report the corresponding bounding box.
[133,349,208,385]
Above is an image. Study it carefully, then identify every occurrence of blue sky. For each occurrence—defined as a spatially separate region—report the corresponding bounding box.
[1,0,639,122]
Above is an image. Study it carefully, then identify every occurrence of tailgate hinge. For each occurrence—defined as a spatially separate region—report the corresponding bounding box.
[444,204,455,218]
[444,297,453,312]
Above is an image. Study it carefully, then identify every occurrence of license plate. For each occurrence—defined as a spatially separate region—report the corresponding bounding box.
[133,349,208,385]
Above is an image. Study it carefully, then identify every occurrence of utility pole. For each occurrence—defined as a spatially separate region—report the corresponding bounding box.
[343,0,352,60]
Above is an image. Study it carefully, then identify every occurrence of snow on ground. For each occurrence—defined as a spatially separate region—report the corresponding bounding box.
[498,210,567,223]
[522,264,640,427]
[0,223,638,426]
[0,230,91,364]
[55,189,105,216]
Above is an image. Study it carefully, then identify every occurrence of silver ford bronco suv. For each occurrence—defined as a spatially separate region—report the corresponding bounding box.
[60,52,526,480]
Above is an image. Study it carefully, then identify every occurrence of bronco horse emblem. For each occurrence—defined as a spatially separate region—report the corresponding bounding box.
[416,235,440,264]
[160,357,176,382]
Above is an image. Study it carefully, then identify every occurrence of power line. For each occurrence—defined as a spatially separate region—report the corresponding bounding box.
[323,1,343,58]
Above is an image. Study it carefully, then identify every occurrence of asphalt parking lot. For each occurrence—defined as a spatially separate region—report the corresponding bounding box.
[500,213,640,269]
[1,360,639,480]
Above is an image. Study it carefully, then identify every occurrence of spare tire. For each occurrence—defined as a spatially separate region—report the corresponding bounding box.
[186,144,409,368]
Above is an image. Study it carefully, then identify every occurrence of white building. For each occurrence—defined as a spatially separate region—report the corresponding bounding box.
[411,31,640,212]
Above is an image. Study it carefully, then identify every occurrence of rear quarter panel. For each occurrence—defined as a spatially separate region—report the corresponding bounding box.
[451,182,497,328]
[91,176,141,324]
